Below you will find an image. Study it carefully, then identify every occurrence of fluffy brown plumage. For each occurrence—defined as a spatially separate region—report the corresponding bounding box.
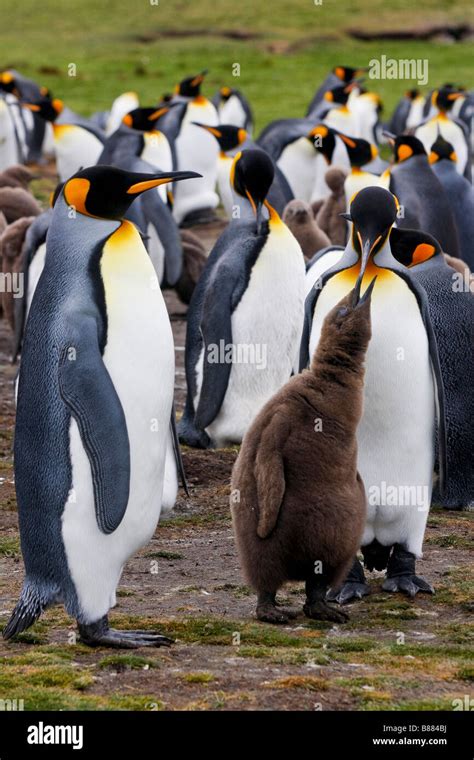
[0,187,41,224]
[175,228,207,304]
[315,167,348,246]
[0,165,37,191]
[282,199,331,259]
[231,283,373,624]
[1,216,35,330]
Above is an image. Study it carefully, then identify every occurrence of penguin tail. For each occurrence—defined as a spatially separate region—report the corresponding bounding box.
[2,581,45,640]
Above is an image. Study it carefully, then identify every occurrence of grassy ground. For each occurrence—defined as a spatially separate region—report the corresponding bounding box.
[2,0,473,128]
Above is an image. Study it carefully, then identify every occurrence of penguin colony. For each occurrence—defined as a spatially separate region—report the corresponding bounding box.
[0,66,472,647]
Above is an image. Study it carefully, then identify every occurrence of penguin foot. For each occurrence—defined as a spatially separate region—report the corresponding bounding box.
[78,617,173,649]
[326,582,370,605]
[256,603,298,624]
[326,557,370,604]
[382,575,434,598]
[382,544,434,598]
[177,418,211,449]
[256,592,298,624]
[303,600,349,623]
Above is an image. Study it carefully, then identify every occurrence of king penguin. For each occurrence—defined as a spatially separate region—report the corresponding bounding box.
[23,97,105,182]
[171,71,220,225]
[212,86,253,132]
[389,226,474,511]
[306,66,366,116]
[3,164,199,647]
[300,186,447,601]
[428,134,474,270]
[178,149,306,448]
[415,87,471,180]
[388,134,460,258]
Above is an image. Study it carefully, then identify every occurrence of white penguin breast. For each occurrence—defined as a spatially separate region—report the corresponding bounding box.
[205,222,305,445]
[53,125,104,182]
[277,138,316,201]
[61,222,174,623]
[142,132,172,203]
[310,268,435,492]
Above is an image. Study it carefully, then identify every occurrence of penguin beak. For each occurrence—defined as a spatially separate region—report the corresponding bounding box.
[351,275,377,308]
[126,171,202,194]
[255,200,263,235]
[354,233,382,297]
[191,122,223,138]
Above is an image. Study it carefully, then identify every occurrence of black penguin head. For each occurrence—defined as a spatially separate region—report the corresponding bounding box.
[308,124,336,163]
[344,187,398,287]
[324,84,353,105]
[0,71,20,96]
[405,88,420,100]
[336,132,378,168]
[231,149,274,233]
[389,227,441,268]
[22,97,64,122]
[391,134,426,163]
[175,70,208,98]
[122,105,172,131]
[191,122,247,152]
[333,66,367,83]
[433,86,463,113]
[428,134,457,165]
[61,165,201,220]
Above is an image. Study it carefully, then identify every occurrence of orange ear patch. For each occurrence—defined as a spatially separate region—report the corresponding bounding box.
[411,243,436,266]
[122,113,133,127]
[64,177,91,215]
[340,134,357,149]
[334,67,345,79]
[397,144,413,162]
[324,91,334,102]
[428,151,438,164]
[311,125,328,138]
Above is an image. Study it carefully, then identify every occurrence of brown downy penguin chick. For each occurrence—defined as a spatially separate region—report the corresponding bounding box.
[0,187,41,224]
[175,228,207,304]
[282,199,330,259]
[0,216,35,330]
[0,165,37,191]
[231,279,375,624]
[443,253,471,278]
[315,167,348,246]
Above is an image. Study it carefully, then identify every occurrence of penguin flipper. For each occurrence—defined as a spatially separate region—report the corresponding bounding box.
[58,322,130,534]
[170,405,189,495]
[255,411,288,539]
[194,262,239,430]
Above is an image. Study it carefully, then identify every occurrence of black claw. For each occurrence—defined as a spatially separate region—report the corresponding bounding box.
[78,616,173,649]
[383,545,434,597]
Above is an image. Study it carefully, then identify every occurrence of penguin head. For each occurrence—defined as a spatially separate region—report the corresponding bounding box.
[433,86,464,113]
[61,165,201,220]
[324,84,353,105]
[191,122,247,152]
[335,133,378,168]
[22,97,64,122]
[230,149,274,233]
[174,70,208,98]
[122,105,173,131]
[308,124,336,163]
[390,134,426,164]
[219,86,234,101]
[344,187,398,284]
[405,88,420,100]
[0,71,20,97]
[428,134,457,165]
[389,227,441,268]
[333,66,367,83]
[318,276,375,360]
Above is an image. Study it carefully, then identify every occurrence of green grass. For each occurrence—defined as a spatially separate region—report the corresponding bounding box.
[1,0,472,131]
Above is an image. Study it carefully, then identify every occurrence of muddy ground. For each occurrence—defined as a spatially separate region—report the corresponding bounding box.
[0,178,472,711]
